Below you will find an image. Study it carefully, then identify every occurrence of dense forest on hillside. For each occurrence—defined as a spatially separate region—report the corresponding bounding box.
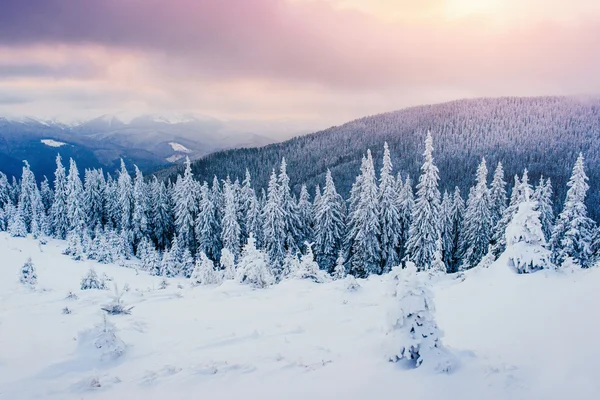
[176,97,600,219]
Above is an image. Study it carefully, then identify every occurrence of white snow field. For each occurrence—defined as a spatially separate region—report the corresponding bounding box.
[40,139,67,148]
[1,232,600,400]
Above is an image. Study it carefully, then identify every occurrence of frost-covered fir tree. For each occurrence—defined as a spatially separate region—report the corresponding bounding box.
[447,187,465,272]
[173,157,198,250]
[150,177,173,250]
[347,150,381,277]
[397,175,414,265]
[406,132,442,272]
[491,174,524,256]
[195,182,221,261]
[332,250,347,280]
[489,162,507,230]
[237,233,274,288]
[460,158,493,270]
[278,158,302,253]
[19,257,37,286]
[83,168,105,231]
[103,174,119,230]
[281,249,301,280]
[297,184,313,245]
[64,230,84,260]
[386,264,453,372]
[220,248,237,280]
[160,235,183,277]
[117,159,133,234]
[40,176,54,214]
[8,203,27,237]
[191,251,222,285]
[81,268,105,290]
[379,143,401,272]
[314,170,346,272]
[0,172,9,208]
[181,248,195,278]
[18,161,39,232]
[440,191,453,271]
[65,158,86,234]
[262,169,286,271]
[245,188,263,248]
[131,166,149,246]
[292,242,329,283]
[221,178,241,258]
[534,176,555,241]
[505,195,553,274]
[550,154,595,268]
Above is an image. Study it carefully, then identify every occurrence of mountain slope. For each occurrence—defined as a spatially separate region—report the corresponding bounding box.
[175,96,600,219]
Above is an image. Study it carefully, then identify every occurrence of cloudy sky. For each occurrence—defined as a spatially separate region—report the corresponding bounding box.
[0,0,599,132]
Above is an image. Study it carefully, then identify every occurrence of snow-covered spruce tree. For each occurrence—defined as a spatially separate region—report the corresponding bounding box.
[103,174,119,230]
[534,176,555,242]
[397,175,414,265]
[211,175,224,223]
[489,162,507,230]
[245,188,263,248]
[160,235,183,277]
[262,169,286,273]
[491,174,523,256]
[505,194,553,274]
[40,176,54,214]
[447,187,465,272]
[191,251,222,285]
[459,158,493,270]
[19,257,37,286]
[173,157,198,251]
[332,250,347,280]
[150,177,174,250]
[281,249,301,279]
[80,315,126,361]
[292,242,330,283]
[131,165,149,247]
[348,150,381,277]
[18,160,38,232]
[81,268,106,290]
[406,132,442,272]
[237,233,274,288]
[379,143,401,272]
[84,168,106,231]
[64,230,85,260]
[314,170,346,272]
[550,153,595,268]
[297,184,313,245]
[220,248,237,280]
[195,182,220,261]
[386,264,453,372]
[0,172,10,208]
[9,203,27,237]
[181,248,195,278]
[221,178,241,259]
[66,158,86,234]
[117,159,133,233]
[440,191,453,271]
[278,158,303,254]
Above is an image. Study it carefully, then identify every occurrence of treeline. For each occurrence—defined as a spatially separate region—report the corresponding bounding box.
[0,131,597,281]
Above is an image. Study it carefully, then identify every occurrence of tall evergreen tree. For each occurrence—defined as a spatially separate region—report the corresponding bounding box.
[397,175,414,265]
[117,159,133,233]
[84,169,105,230]
[534,176,555,241]
[132,165,149,246]
[406,132,442,271]
[460,158,493,270]
[262,169,286,271]
[550,154,595,267]
[221,178,241,258]
[440,191,453,271]
[173,157,198,251]
[150,177,173,249]
[51,154,69,239]
[489,162,507,230]
[297,184,313,245]
[66,158,86,234]
[278,158,302,253]
[40,176,54,214]
[195,182,221,261]
[447,187,465,272]
[491,174,523,256]
[314,170,346,272]
[378,143,401,272]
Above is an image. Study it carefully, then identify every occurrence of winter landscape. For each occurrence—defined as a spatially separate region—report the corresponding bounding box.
[2,0,600,399]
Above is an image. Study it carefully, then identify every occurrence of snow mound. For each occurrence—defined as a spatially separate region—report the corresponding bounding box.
[41,139,67,147]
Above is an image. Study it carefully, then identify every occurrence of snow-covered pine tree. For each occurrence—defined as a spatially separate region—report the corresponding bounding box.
[262,169,286,272]
[8,202,27,237]
[65,158,86,235]
[292,242,329,282]
[244,188,262,248]
[236,233,274,288]
[533,176,555,241]
[505,193,553,274]
[459,158,493,270]
[191,251,222,285]
[117,159,133,233]
[397,175,414,265]
[491,174,523,256]
[150,177,173,250]
[489,162,507,230]
[40,176,54,215]
[195,182,221,261]
[19,257,37,286]
[18,160,37,232]
[379,143,401,272]
[386,264,453,372]
[278,158,302,253]
[181,248,195,278]
[81,267,105,290]
[332,250,347,280]
[131,166,149,246]
[211,175,223,224]
[160,236,183,277]
[550,153,596,268]
[347,150,381,277]
[314,170,346,272]
[221,177,241,258]
[64,230,84,260]
[0,172,9,208]
[103,174,119,230]
[173,157,198,251]
[220,248,237,280]
[447,187,465,272]
[83,169,105,231]
[440,191,453,271]
[406,132,442,272]
[297,184,313,245]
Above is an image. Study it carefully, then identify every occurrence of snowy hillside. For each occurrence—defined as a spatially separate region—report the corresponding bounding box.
[2,233,600,400]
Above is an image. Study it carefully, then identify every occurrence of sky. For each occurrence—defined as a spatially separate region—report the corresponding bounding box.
[0,0,599,134]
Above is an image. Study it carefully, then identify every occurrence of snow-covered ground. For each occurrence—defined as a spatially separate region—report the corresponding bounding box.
[40,139,67,148]
[169,142,192,153]
[1,233,599,400]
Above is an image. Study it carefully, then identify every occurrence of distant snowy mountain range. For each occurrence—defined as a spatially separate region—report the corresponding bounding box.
[0,114,278,179]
